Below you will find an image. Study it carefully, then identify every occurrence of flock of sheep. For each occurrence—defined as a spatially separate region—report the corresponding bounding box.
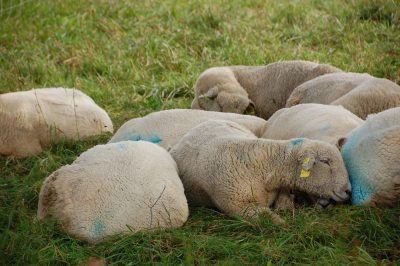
[1,60,399,243]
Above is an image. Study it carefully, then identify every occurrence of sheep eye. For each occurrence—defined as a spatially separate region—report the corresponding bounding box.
[320,158,331,165]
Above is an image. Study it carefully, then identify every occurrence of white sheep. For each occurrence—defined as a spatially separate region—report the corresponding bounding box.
[191,60,341,119]
[262,104,364,146]
[0,88,113,158]
[170,120,351,223]
[109,109,267,150]
[37,141,189,243]
[262,103,363,207]
[286,72,400,119]
[341,107,400,206]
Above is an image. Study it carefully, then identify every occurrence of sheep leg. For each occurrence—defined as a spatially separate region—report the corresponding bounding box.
[242,205,285,225]
[273,191,294,210]
[214,195,285,224]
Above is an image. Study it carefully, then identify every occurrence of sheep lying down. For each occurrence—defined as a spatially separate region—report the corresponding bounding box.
[262,104,364,146]
[0,88,113,158]
[37,141,189,243]
[170,120,351,224]
[109,109,267,150]
[191,60,341,119]
[286,72,400,119]
[261,103,363,207]
[341,107,400,206]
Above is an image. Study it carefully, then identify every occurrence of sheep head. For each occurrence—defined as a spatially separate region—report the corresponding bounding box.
[290,139,351,205]
[191,67,254,114]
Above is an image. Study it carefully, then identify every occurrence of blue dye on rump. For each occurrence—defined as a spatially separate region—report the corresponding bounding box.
[341,128,376,205]
[291,138,304,146]
[128,134,162,144]
[90,219,106,238]
[116,142,129,150]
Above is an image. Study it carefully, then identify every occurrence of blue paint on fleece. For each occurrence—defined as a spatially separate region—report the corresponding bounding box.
[319,122,331,134]
[116,142,129,150]
[291,138,304,146]
[128,133,162,144]
[90,219,106,238]
[341,126,376,205]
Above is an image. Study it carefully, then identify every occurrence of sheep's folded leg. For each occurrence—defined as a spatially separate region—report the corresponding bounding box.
[273,191,294,210]
[241,205,285,225]
[216,198,285,224]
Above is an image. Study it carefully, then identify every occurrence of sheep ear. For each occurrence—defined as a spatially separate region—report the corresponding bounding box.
[336,137,347,150]
[203,86,219,99]
[299,156,315,178]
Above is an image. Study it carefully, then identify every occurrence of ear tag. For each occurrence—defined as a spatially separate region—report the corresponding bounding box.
[300,169,311,178]
[300,157,311,178]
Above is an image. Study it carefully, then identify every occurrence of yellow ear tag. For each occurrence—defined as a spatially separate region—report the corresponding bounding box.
[300,169,311,178]
[300,157,311,178]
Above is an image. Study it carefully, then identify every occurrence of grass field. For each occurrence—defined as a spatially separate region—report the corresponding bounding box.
[1,0,399,264]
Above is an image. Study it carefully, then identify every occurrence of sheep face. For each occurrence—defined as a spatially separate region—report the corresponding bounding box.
[293,140,351,204]
[192,68,253,114]
[192,84,253,114]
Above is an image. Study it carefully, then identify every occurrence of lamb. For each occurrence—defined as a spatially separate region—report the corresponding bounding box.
[37,141,189,243]
[286,72,400,119]
[341,107,400,207]
[0,88,113,158]
[262,104,364,146]
[109,109,267,150]
[191,60,341,119]
[170,120,351,223]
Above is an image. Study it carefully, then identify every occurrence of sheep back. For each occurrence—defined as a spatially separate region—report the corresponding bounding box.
[37,141,188,243]
[286,72,400,119]
[262,103,364,145]
[0,88,113,158]
[341,107,400,206]
[109,109,267,149]
[232,60,342,118]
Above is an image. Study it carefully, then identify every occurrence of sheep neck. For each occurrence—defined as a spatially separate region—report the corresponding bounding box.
[229,139,300,191]
[230,66,261,100]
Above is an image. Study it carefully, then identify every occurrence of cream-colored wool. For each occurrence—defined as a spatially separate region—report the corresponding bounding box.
[341,107,400,207]
[0,88,113,158]
[286,72,400,119]
[109,109,267,149]
[191,60,341,119]
[262,104,364,146]
[170,120,351,223]
[37,141,189,243]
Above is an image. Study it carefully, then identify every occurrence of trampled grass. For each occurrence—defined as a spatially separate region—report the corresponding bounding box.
[0,0,399,264]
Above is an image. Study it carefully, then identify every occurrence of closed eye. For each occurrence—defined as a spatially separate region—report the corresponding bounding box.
[320,158,331,165]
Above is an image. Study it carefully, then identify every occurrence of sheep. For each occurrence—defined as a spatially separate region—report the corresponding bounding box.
[170,120,351,223]
[0,88,113,158]
[341,107,400,207]
[37,141,189,243]
[191,60,341,119]
[262,104,364,146]
[109,109,267,150]
[261,103,363,207]
[286,72,400,119]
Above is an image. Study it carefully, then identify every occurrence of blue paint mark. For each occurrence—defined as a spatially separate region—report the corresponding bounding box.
[319,123,331,134]
[341,127,376,205]
[90,219,106,238]
[128,134,162,144]
[291,138,304,146]
[116,142,129,150]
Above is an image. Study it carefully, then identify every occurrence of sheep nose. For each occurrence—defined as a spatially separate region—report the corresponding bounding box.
[331,185,351,202]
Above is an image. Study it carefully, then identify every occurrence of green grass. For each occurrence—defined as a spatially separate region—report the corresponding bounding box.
[1,0,399,264]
